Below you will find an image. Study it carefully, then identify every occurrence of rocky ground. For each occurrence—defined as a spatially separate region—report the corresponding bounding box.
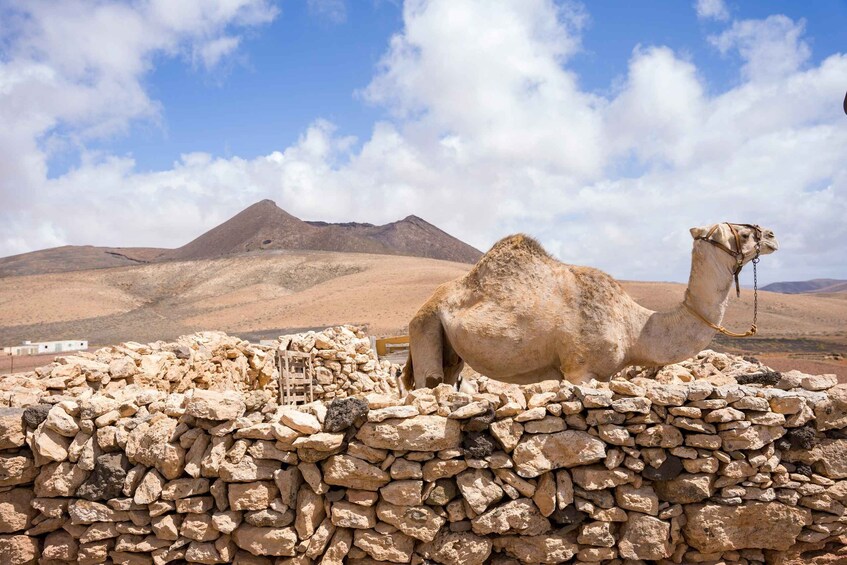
[0,330,845,564]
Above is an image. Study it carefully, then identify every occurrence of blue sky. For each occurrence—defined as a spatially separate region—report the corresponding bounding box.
[1,0,846,283]
[68,0,847,174]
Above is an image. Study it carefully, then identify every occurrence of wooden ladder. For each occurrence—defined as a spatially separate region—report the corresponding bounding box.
[276,350,315,406]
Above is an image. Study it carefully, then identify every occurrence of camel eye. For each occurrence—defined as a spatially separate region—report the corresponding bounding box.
[742,233,750,239]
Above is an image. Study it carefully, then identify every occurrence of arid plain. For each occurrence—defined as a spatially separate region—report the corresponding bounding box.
[2,249,845,378]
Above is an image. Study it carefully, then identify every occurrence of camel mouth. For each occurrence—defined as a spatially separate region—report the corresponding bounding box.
[760,238,779,254]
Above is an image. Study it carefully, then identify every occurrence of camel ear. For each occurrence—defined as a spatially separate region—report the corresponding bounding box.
[690,226,709,239]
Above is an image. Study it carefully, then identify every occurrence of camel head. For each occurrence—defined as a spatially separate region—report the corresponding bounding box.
[689,222,778,268]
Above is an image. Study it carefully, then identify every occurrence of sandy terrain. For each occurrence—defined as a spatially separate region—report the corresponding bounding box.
[0,250,844,379]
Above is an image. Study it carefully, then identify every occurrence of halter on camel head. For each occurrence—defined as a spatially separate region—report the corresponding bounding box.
[685,222,763,338]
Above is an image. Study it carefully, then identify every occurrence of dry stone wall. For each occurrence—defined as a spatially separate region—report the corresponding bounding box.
[0,338,846,564]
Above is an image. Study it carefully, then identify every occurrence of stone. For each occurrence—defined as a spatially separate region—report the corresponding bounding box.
[491,528,579,563]
[376,501,446,542]
[615,484,659,515]
[570,465,634,490]
[274,468,303,507]
[161,477,210,500]
[472,498,551,536]
[322,455,391,491]
[512,430,606,478]
[279,409,322,434]
[331,500,376,529]
[645,384,688,406]
[134,468,166,505]
[0,408,25,449]
[180,513,219,542]
[43,405,79,436]
[353,529,415,563]
[0,489,35,533]
[812,439,847,479]
[815,385,847,431]
[380,480,423,506]
[389,458,422,480]
[654,473,714,504]
[422,459,467,481]
[291,432,345,451]
[720,425,785,451]
[22,404,52,428]
[151,514,182,540]
[295,487,325,540]
[43,529,78,561]
[367,405,419,422]
[418,530,492,565]
[0,534,39,564]
[229,482,279,511]
[636,424,683,448]
[324,397,368,432]
[577,520,616,547]
[125,416,185,480]
[457,469,504,514]
[68,500,128,524]
[556,470,574,509]
[233,525,297,557]
[618,513,671,560]
[34,461,89,497]
[533,472,557,517]
[322,528,353,565]
[462,431,497,458]
[356,415,461,451]
[185,389,246,421]
[219,456,279,482]
[683,502,812,552]
[32,425,71,461]
[489,418,523,452]
[212,511,242,534]
[76,452,128,501]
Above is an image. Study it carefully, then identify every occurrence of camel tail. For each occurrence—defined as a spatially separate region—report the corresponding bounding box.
[399,352,414,395]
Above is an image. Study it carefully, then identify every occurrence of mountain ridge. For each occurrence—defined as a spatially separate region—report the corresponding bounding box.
[0,200,483,277]
[761,278,847,294]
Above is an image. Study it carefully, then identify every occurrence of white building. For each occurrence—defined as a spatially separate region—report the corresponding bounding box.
[3,340,88,356]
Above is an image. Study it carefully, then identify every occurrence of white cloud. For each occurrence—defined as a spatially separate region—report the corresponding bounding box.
[710,15,811,82]
[695,0,729,22]
[1,0,846,285]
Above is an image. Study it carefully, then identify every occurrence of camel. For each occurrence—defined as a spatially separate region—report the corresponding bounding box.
[401,222,778,390]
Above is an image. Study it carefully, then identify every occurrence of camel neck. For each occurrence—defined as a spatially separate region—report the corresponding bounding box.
[629,244,734,367]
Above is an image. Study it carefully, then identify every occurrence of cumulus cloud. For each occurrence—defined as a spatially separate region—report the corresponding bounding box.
[1,0,845,284]
[695,0,729,22]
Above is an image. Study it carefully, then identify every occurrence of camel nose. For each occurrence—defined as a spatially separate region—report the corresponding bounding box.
[763,233,779,251]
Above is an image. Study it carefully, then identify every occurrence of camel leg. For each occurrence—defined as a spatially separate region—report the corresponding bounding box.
[409,310,446,389]
[442,339,464,389]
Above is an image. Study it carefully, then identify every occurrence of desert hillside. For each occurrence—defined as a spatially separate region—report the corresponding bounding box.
[1,250,845,356]
[0,200,482,278]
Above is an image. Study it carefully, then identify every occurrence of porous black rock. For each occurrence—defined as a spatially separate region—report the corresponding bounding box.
[22,404,52,429]
[76,452,129,501]
[462,432,496,459]
[463,404,496,432]
[324,397,369,432]
[735,370,781,386]
[642,454,683,481]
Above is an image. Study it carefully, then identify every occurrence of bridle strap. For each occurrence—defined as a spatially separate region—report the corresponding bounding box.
[683,300,757,338]
[687,222,762,338]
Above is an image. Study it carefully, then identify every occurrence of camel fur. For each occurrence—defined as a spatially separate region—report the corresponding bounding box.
[402,223,778,390]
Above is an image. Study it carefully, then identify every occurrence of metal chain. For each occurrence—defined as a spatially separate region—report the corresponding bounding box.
[752,252,759,328]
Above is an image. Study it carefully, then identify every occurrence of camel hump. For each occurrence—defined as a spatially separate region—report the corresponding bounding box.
[466,234,554,284]
[483,234,552,262]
